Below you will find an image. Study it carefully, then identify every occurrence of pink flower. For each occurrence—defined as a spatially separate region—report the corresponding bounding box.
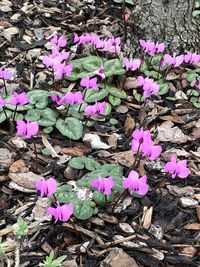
[164,53,184,67]
[137,76,159,98]
[51,35,67,48]
[131,128,162,160]
[80,76,98,91]
[65,91,83,104]
[164,155,190,179]
[102,37,121,54]
[42,49,69,68]
[74,32,91,45]
[91,176,114,196]
[10,92,29,106]
[123,171,149,196]
[184,51,200,65]
[16,120,39,138]
[35,177,57,197]
[94,65,106,79]
[0,97,6,108]
[54,63,73,80]
[0,67,12,80]
[85,102,106,116]
[47,203,73,222]
[139,40,165,56]
[51,94,65,105]
[123,58,141,71]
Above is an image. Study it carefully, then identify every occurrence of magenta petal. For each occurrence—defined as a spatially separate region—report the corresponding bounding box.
[61,203,73,221]
[137,182,149,195]
[46,177,57,196]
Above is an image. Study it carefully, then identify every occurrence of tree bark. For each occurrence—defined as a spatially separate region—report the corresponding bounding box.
[126,0,200,55]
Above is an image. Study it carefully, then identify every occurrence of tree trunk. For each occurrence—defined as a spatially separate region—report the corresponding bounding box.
[126,0,200,55]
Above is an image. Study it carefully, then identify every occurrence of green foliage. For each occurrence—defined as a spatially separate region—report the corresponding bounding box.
[113,0,134,5]
[15,217,28,239]
[56,117,83,140]
[40,251,66,267]
[0,237,5,255]
[68,156,101,170]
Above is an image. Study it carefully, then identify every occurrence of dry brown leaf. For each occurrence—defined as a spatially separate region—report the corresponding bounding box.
[124,115,135,135]
[180,246,196,257]
[62,144,91,157]
[159,114,184,124]
[111,151,134,168]
[141,206,153,229]
[196,206,200,221]
[107,133,119,149]
[157,121,189,143]
[123,77,139,90]
[184,223,200,230]
[115,105,128,113]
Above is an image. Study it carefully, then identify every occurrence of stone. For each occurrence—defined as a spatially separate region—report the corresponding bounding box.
[100,248,138,267]
[179,197,198,208]
[31,198,51,222]
[89,217,105,227]
[148,224,163,241]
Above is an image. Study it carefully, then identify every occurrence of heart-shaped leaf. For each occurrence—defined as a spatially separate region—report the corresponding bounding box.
[84,89,109,103]
[27,90,50,109]
[56,117,83,140]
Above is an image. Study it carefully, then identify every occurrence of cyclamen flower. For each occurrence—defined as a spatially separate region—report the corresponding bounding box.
[85,102,106,116]
[43,48,69,68]
[164,155,190,179]
[80,76,98,91]
[65,91,83,104]
[47,203,73,222]
[74,32,91,45]
[35,177,57,197]
[0,97,6,108]
[94,65,106,79]
[139,40,165,56]
[16,120,39,138]
[184,51,200,65]
[164,53,184,67]
[0,67,12,80]
[131,128,162,160]
[123,58,141,71]
[137,76,159,98]
[10,92,29,106]
[123,170,149,196]
[102,37,121,54]
[51,35,67,48]
[91,176,114,196]
[54,63,73,80]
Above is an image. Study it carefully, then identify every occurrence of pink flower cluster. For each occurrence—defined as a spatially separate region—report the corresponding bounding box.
[80,76,99,91]
[10,92,29,106]
[85,101,106,116]
[74,33,121,54]
[51,91,83,105]
[131,128,162,161]
[91,176,114,196]
[0,67,12,80]
[123,170,149,196]
[164,155,190,179]
[35,177,73,222]
[42,35,73,80]
[137,76,160,99]
[123,58,141,72]
[139,40,165,56]
[164,53,184,67]
[184,51,200,65]
[16,120,39,138]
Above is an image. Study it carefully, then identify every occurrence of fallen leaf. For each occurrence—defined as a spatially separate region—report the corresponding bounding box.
[123,77,139,90]
[107,133,119,149]
[124,115,135,135]
[157,121,189,143]
[141,206,153,229]
[184,223,200,230]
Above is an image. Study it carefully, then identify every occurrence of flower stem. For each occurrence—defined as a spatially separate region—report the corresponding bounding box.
[112,189,127,213]
[65,104,71,117]
[164,66,171,82]
[131,141,142,170]
[151,177,165,195]
[78,89,87,113]
[33,138,38,173]
[122,0,127,43]
[156,58,163,80]
[3,78,8,96]
[12,104,18,121]
[2,108,8,120]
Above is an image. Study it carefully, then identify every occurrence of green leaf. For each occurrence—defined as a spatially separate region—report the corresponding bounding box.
[109,86,127,99]
[104,102,112,116]
[93,191,113,206]
[187,89,199,96]
[140,61,148,72]
[42,148,52,156]
[187,73,199,83]
[25,109,41,121]
[43,126,53,134]
[39,108,59,127]
[27,90,50,109]
[56,117,83,140]
[68,157,85,169]
[193,102,200,108]
[82,56,102,72]
[109,95,121,106]
[109,118,118,125]
[133,90,143,102]
[158,83,169,95]
[0,110,12,123]
[104,58,125,77]
[73,202,95,220]
[193,10,200,17]
[84,89,109,103]
[83,157,101,171]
